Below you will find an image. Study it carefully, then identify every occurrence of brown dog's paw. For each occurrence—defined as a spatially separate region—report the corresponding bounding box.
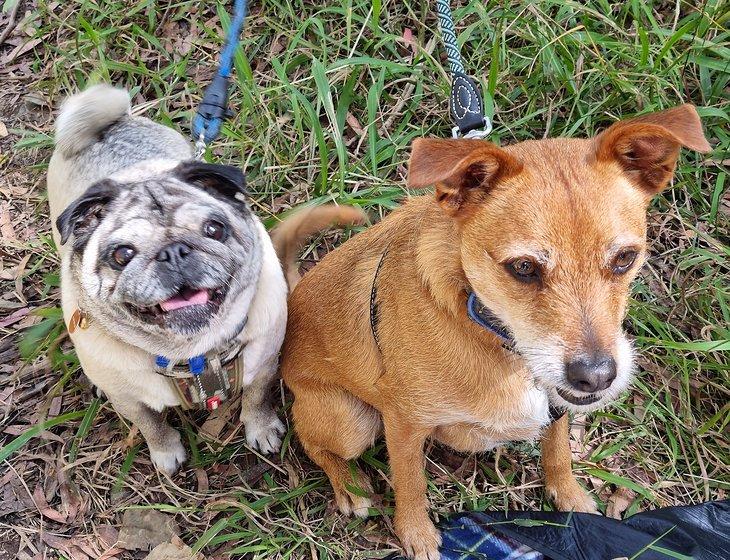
[334,489,373,518]
[333,475,374,518]
[397,520,442,560]
[545,477,598,514]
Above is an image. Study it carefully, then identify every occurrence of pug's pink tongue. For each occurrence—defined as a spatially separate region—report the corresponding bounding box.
[160,289,209,311]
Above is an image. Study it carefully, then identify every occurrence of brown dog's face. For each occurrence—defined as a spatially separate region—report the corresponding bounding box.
[409,105,710,412]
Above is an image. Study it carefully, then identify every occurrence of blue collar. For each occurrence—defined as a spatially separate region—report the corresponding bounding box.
[466,291,516,352]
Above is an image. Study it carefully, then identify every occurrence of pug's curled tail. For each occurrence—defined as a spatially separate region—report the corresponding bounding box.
[272,204,367,291]
[55,84,131,157]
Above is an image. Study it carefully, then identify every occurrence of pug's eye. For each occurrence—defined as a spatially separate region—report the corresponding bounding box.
[111,245,136,268]
[506,258,540,283]
[611,249,638,274]
[203,219,227,242]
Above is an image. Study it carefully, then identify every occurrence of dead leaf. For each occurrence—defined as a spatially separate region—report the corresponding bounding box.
[0,202,14,240]
[57,462,83,522]
[198,397,235,441]
[401,27,417,55]
[32,485,67,523]
[606,486,635,519]
[144,536,205,560]
[97,525,119,548]
[285,461,300,490]
[1,38,42,64]
[118,509,180,551]
[40,534,91,560]
[0,307,29,327]
[194,468,209,494]
[0,474,34,517]
[569,414,587,457]
[0,121,8,137]
[48,395,63,418]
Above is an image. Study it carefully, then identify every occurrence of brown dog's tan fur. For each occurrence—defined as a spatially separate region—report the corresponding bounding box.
[281,105,710,559]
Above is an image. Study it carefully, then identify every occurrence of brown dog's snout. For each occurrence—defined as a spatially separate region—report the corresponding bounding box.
[565,354,617,393]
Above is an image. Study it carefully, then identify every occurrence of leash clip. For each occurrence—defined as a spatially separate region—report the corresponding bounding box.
[192,74,232,145]
[452,117,492,140]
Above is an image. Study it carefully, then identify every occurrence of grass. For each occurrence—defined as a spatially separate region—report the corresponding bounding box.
[0,0,728,558]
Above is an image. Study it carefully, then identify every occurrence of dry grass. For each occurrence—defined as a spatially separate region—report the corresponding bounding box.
[0,0,728,559]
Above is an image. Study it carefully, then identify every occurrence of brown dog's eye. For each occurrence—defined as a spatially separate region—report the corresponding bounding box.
[111,245,136,268]
[507,258,540,282]
[203,219,228,242]
[612,249,638,274]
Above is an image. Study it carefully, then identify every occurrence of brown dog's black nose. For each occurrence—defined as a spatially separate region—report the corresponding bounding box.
[565,355,617,393]
[156,242,191,267]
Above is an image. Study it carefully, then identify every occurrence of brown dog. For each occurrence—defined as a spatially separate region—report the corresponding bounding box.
[280,105,710,559]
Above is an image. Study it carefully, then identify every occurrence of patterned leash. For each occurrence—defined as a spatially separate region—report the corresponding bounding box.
[192,0,249,159]
[435,0,492,139]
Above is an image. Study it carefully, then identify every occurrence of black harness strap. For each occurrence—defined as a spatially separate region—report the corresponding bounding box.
[369,248,389,353]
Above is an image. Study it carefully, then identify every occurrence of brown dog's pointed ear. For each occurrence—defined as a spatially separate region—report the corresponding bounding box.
[408,138,522,217]
[594,104,711,195]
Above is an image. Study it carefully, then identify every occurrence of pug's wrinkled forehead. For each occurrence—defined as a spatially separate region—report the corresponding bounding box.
[56,160,250,250]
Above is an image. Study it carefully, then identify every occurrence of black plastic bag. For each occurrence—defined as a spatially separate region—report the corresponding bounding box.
[386,500,729,559]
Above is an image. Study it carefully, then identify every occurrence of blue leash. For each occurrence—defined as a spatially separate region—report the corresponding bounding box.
[434,0,491,138]
[192,0,248,153]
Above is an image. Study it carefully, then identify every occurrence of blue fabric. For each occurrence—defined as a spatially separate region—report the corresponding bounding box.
[440,515,544,560]
[386,503,730,559]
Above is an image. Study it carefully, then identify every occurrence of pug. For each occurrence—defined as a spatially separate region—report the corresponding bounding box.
[47,84,364,474]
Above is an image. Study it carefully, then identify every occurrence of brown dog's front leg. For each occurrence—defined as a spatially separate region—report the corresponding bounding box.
[541,414,597,513]
[384,417,440,560]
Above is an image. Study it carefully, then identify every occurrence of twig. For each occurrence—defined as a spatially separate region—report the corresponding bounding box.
[0,0,22,47]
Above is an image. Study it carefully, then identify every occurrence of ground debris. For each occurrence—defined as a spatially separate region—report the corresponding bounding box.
[117,509,180,551]
[144,536,206,560]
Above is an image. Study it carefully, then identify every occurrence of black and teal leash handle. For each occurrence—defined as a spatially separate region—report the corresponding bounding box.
[435,0,492,138]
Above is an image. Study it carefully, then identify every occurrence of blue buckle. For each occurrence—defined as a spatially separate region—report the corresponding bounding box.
[188,355,206,376]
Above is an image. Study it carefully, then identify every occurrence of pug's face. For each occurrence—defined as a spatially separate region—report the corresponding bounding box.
[57,161,262,359]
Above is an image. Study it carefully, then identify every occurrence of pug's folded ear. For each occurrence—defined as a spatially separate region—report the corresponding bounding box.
[56,179,120,249]
[175,161,247,205]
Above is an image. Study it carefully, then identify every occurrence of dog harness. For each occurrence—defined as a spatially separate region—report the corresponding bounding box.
[368,250,565,423]
[155,332,246,412]
[66,306,247,412]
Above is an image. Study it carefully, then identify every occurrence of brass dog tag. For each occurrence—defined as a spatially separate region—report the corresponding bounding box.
[68,309,90,333]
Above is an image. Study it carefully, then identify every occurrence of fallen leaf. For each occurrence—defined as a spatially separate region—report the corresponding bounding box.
[0,307,29,327]
[0,202,11,241]
[606,486,635,519]
[117,509,180,551]
[48,396,63,418]
[1,38,42,64]
[346,112,364,137]
[402,27,417,54]
[97,525,119,548]
[144,536,205,560]
[198,397,235,441]
[194,468,209,494]
[285,461,300,490]
[32,485,67,523]
[40,534,91,560]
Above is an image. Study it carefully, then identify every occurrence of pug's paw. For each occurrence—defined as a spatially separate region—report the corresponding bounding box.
[149,433,186,475]
[243,410,285,454]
